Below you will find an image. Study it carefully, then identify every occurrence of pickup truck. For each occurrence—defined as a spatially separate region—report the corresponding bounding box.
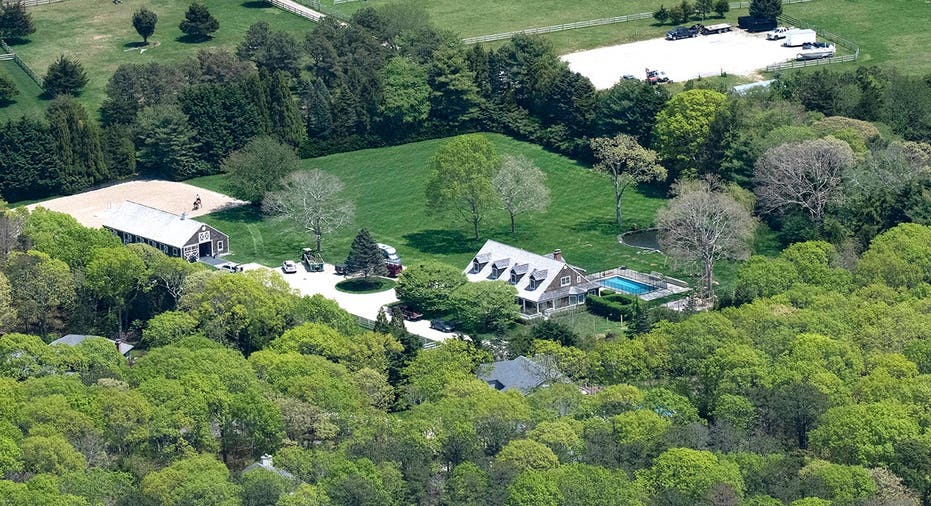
[765,26,794,40]
[665,25,698,40]
[646,69,671,84]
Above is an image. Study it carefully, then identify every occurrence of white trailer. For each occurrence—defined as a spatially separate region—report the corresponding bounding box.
[782,28,816,47]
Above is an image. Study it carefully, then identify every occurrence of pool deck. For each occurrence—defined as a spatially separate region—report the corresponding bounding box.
[590,267,691,302]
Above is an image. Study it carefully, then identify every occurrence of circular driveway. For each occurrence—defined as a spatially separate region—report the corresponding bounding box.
[242,262,456,342]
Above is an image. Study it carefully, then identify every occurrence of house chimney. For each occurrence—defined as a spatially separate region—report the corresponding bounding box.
[260,454,273,468]
[552,249,563,262]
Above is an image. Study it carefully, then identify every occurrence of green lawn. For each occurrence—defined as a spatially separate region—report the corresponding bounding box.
[782,0,931,74]
[321,0,664,39]
[190,133,779,292]
[0,59,46,118]
[2,0,315,121]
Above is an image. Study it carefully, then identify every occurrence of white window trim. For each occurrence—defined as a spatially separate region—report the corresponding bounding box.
[560,276,570,287]
[218,241,224,252]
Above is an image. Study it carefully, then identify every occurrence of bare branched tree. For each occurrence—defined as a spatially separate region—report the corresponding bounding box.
[753,138,855,223]
[590,134,666,227]
[262,170,354,252]
[493,154,550,234]
[657,180,756,297]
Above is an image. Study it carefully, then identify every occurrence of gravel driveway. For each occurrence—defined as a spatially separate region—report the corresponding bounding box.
[241,263,456,343]
[562,29,802,89]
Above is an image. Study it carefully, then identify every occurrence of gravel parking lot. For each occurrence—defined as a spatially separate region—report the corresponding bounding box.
[562,29,801,89]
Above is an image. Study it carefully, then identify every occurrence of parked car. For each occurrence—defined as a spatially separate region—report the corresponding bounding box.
[400,306,424,321]
[334,263,347,275]
[621,74,638,80]
[646,69,671,84]
[219,263,243,273]
[282,260,298,274]
[666,25,698,40]
[386,262,403,278]
[766,26,794,40]
[377,243,401,264]
[430,319,455,332]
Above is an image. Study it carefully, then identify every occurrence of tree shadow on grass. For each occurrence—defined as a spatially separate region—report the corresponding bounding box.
[123,41,147,49]
[241,1,268,7]
[403,229,477,256]
[175,34,212,44]
[204,204,263,223]
[568,217,620,236]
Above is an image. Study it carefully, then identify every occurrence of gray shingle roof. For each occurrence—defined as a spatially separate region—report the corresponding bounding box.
[103,201,204,249]
[50,334,134,355]
[477,356,550,393]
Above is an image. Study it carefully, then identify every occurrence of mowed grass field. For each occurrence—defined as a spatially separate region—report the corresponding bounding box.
[190,133,779,290]
[0,59,45,118]
[782,0,931,74]
[323,0,663,39]
[2,0,315,120]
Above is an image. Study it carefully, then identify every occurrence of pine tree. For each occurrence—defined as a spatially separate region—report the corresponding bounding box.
[344,228,387,277]
[45,96,108,193]
[374,307,391,333]
[0,2,35,41]
[243,72,271,136]
[265,70,305,147]
[749,0,782,19]
[43,55,88,97]
[178,2,219,41]
[304,77,333,139]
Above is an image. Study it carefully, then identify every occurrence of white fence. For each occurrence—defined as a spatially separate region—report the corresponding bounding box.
[462,0,817,44]
[1,0,67,6]
[267,0,324,21]
[463,12,652,44]
[0,39,42,86]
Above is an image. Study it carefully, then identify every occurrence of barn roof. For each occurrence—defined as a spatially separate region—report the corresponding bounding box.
[103,201,206,249]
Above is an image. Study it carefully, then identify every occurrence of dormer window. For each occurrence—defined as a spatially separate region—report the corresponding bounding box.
[490,258,509,279]
[509,263,528,285]
[472,253,491,273]
[528,278,538,290]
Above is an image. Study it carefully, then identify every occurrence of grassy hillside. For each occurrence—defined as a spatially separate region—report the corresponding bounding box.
[2,0,314,120]
[190,133,779,290]
[0,59,44,118]
[322,0,663,38]
[782,0,931,74]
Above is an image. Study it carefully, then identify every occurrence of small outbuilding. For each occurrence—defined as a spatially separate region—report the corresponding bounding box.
[478,356,555,394]
[103,201,229,261]
[50,334,133,356]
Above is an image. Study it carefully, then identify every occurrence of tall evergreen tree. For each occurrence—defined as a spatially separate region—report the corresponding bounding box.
[43,55,88,97]
[303,77,333,139]
[101,125,136,179]
[0,1,35,40]
[0,116,61,201]
[242,72,271,136]
[749,0,782,18]
[135,105,205,180]
[178,2,219,41]
[264,70,305,147]
[344,228,388,277]
[179,82,261,167]
[45,96,108,194]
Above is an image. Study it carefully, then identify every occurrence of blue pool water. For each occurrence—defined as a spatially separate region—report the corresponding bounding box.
[599,276,654,295]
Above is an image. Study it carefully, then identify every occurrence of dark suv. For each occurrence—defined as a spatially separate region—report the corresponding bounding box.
[666,25,698,40]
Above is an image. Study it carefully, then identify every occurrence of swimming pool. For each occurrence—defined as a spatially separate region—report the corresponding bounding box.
[598,276,654,295]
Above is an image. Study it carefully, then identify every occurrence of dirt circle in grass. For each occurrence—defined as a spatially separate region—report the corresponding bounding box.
[335,277,397,294]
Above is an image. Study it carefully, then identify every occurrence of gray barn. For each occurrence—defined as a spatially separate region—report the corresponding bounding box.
[103,201,229,260]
